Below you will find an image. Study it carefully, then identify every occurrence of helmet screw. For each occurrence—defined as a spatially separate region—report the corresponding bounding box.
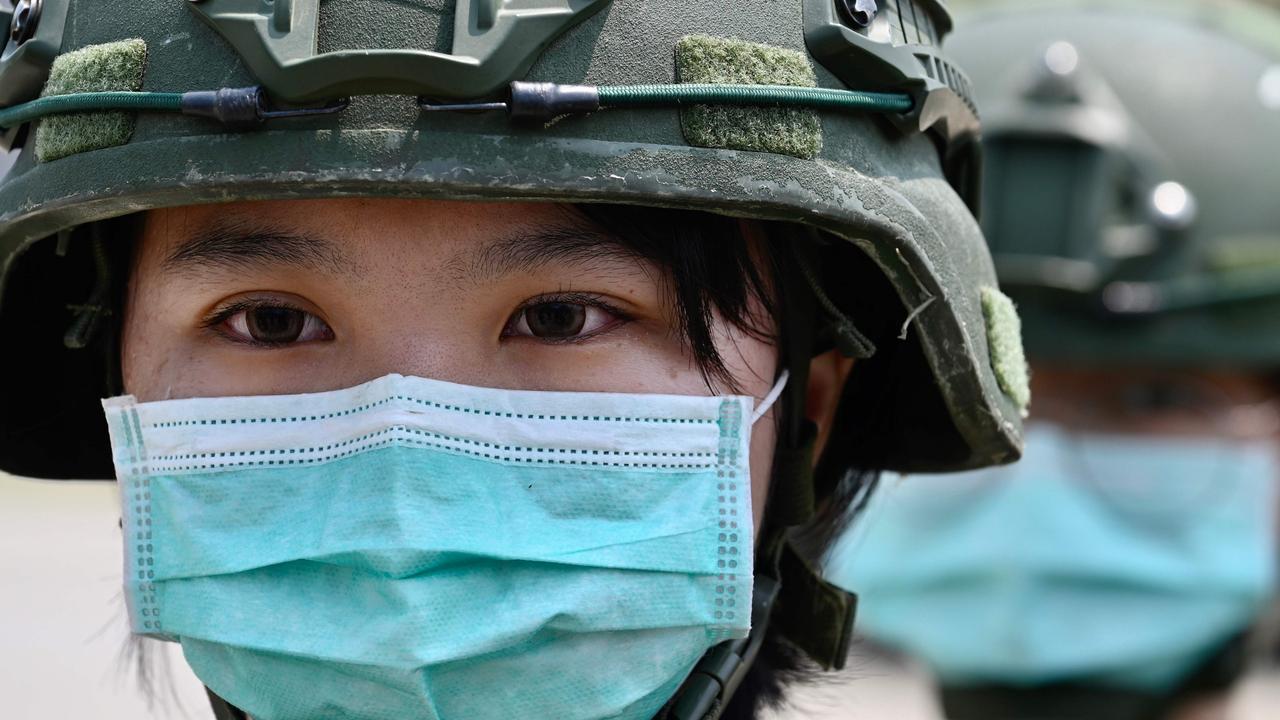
[9,0,43,46]
[837,0,878,29]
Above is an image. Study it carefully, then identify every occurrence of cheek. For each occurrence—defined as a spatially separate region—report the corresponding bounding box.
[120,277,172,400]
[121,260,224,402]
[748,417,778,538]
[122,213,198,401]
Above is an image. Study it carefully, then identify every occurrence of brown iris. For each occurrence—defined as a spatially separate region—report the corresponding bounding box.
[524,302,587,339]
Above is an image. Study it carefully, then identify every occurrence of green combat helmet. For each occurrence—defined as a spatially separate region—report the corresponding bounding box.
[950,0,1280,367]
[0,1,1025,716]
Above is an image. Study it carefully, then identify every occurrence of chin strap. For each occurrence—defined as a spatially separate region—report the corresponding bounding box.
[659,534,859,719]
[206,688,248,720]
[772,536,858,671]
[661,575,781,720]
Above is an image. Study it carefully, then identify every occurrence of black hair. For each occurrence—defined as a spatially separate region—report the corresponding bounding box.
[573,204,907,719]
[571,204,781,392]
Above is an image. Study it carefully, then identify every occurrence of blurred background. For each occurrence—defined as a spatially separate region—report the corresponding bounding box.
[4,1,1280,719]
[786,1,1280,718]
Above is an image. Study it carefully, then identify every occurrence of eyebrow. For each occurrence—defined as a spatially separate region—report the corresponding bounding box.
[448,223,651,285]
[162,219,348,276]
[161,215,649,284]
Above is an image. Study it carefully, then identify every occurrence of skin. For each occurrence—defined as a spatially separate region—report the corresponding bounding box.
[122,198,854,532]
[1029,365,1280,441]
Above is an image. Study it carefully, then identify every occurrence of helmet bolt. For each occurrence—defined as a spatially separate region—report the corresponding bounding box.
[9,0,42,46]
[838,0,878,29]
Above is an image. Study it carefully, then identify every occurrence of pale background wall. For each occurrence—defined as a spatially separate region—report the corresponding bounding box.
[1,476,207,719]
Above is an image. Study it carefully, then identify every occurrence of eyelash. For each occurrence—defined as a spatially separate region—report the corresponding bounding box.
[200,297,332,347]
[201,293,632,347]
[504,292,632,343]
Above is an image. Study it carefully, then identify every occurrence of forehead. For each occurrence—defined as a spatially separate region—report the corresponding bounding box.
[1032,366,1275,399]
[141,198,573,248]
[132,198,655,295]
[1029,364,1280,439]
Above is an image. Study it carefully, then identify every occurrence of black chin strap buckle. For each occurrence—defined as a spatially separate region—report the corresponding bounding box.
[663,575,781,720]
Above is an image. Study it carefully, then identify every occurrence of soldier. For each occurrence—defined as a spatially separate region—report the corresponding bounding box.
[826,1,1280,718]
[0,1,1025,718]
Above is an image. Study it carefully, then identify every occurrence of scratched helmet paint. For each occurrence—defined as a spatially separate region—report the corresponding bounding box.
[949,0,1280,367]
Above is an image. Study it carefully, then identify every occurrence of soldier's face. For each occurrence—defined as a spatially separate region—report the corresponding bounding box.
[121,198,852,530]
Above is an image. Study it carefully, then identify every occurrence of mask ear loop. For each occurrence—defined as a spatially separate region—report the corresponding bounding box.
[750,370,790,425]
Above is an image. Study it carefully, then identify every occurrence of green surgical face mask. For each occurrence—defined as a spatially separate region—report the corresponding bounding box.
[103,372,786,720]
[827,423,1278,691]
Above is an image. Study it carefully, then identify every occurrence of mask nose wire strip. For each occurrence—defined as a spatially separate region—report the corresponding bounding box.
[751,370,790,425]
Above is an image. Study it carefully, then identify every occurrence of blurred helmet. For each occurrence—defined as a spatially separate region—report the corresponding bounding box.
[949,0,1280,367]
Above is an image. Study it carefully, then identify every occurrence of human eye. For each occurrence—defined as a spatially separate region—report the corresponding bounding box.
[203,296,335,347]
[503,293,630,342]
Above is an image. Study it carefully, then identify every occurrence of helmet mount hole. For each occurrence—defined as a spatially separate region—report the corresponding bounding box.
[9,0,42,45]
[837,0,876,30]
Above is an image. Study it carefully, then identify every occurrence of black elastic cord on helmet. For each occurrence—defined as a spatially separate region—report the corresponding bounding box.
[0,82,913,132]
[0,88,349,132]
[421,82,913,122]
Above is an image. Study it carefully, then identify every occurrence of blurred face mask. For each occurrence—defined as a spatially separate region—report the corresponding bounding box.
[103,372,786,720]
[827,423,1278,690]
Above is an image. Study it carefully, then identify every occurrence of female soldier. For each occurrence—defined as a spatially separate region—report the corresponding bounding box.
[0,1,1025,718]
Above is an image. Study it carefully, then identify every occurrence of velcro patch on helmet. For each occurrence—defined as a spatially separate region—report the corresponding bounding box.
[980,286,1031,416]
[675,35,821,159]
[35,39,148,163]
